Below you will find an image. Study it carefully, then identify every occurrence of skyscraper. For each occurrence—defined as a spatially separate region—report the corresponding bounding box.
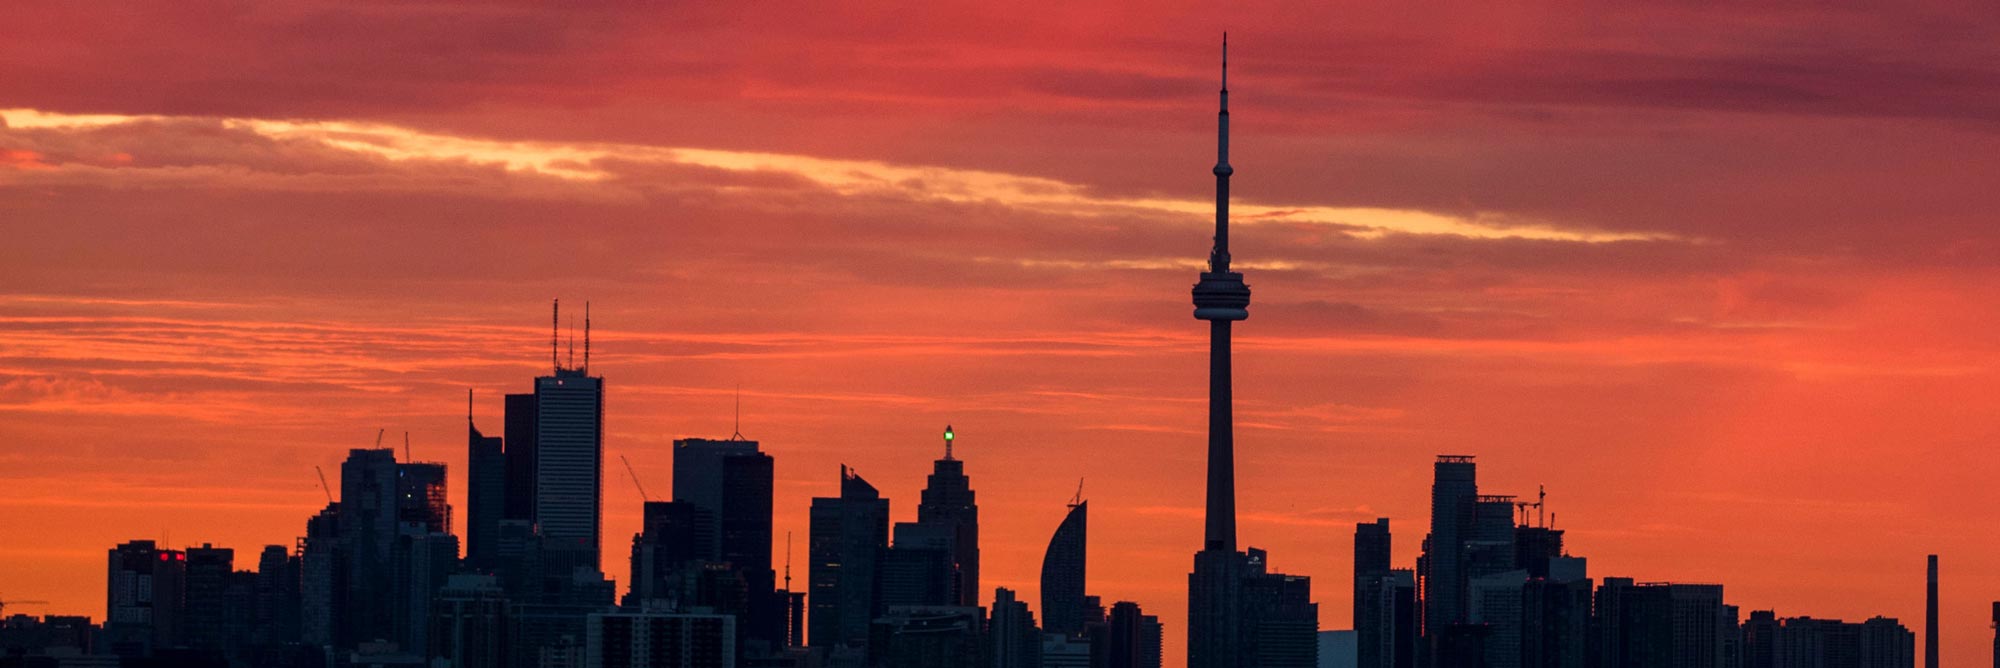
[1042,499,1088,637]
[339,447,400,646]
[1421,454,1478,662]
[1927,555,1939,668]
[1185,37,1316,668]
[916,426,979,609]
[535,361,605,572]
[1355,519,1393,668]
[671,436,777,650]
[1108,601,1164,668]
[503,391,539,522]
[105,539,184,656]
[467,392,507,571]
[808,465,890,651]
[990,588,1041,668]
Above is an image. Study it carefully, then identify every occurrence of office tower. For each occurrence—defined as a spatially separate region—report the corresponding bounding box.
[105,540,184,656]
[534,360,605,572]
[1042,499,1088,637]
[587,610,736,668]
[393,530,459,653]
[182,543,233,652]
[254,544,302,650]
[1743,610,1779,668]
[881,521,956,609]
[916,426,980,609]
[867,607,986,668]
[1469,568,1528,668]
[1238,548,1319,667]
[991,588,1041,668]
[627,501,708,607]
[1108,601,1164,668]
[1591,579,1726,668]
[808,465,890,650]
[300,503,340,647]
[339,447,399,646]
[1420,454,1478,665]
[504,392,539,522]
[1859,616,1916,668]
[399,460,451,534]
[428,574,510,668]
[1521,558,1589,668]
[671,437,778,648]
[1927,555,1939,668]
[467,394,507,570]
[1766,615,1913,668]
[1356,519,1392,668]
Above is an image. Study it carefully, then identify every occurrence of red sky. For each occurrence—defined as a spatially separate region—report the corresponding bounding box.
[5,2,2000,665]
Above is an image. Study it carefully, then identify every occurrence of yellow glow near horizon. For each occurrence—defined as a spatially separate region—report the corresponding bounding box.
[1,108,1669,243]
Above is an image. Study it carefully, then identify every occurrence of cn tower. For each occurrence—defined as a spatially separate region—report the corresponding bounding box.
[1188,33,1253,668]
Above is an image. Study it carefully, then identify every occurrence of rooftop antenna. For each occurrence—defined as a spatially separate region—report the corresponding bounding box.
[315,466,334,504]
[620,454,652,502]
[730,385,746,441]
[403,431,411,462]
[567,318,576,371]
[583,301,591,374]
[784,531,794,591]
[375,428,385,451]
[552,299,560,374]
[942,425,955,461]
[1538,484,1547,528]
[467,388,474,426]
[1071,477,1084,507]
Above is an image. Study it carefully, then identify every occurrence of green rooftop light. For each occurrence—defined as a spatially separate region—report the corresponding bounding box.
[943,425,954,441]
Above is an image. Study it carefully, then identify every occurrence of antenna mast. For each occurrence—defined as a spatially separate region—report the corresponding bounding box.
[731,385,746,441]
[403,432,411,462]
[583,301,591,373]
[784,531,794,591]
[1071,478,1084,507]
[552,299,560,374]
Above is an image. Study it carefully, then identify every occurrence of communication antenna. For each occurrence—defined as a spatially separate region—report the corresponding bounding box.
[1071,478,1084,507]
[315,466,333,504]
[552,299,560,374]
[942,425,955,460]
[375,428,385,450]
[583,301,591,373]
[467,388,474,426]
[784,531,794,591]
[403,432,411,462]
[730,384,746,441]
[620,455,652,502]
[567,318,576,371]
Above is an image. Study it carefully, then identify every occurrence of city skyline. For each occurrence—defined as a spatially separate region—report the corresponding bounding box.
[7,4,2000,667]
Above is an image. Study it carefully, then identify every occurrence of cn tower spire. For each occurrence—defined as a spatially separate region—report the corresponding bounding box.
[1191,32,1249,553]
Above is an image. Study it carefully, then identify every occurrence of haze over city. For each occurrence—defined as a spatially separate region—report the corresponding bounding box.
[4,3,2000,667]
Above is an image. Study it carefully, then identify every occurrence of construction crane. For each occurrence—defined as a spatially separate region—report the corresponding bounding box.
[314,466,334,504]
[620,455,653,502]
[1514,485,1548,527]
[0,597,50,616]
[1070,478,1085,507]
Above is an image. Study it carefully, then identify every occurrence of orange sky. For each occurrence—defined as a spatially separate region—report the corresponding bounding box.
[5,3,2000,665]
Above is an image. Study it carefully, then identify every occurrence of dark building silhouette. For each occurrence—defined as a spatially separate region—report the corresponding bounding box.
[467,395,507,571]
[1186,37,1317,668]
[807,465,889,651]
[1747,613,1913,668]
[587,610,736,668]
[1422,454,1478,665]
[181,543,234,653]
[1591,578,1727,668]
[339,447,400,647]
[1108,601,1164,668]
[671,437,779,649]
[428,574,509,668]
[1356,519,1394,668]
[867,606,985,668]
[1926,555,1938,668]
[300,502,340,647]
[1041,499,1088,638]
[627,501,709,608]
[105,539,184,656]
[989,587,1040,668]
[504,391,539,523]
[880,522,955,610]
[253,543,302,653]
[915,426,980,609]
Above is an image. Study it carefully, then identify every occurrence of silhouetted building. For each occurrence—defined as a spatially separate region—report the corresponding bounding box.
[1356,519,1394,668]
[672,437,779,650]
[1591,579,1727,668]
[428,574,509,668]
[627,501,709,609]
[1760,614,1913,668]
[391,529,457,653]
[339,448,401,646]
[881,523,955,610]
[105,540,183,656]
[182,543,234,653]
[990,588,1040,668]
[252,543,302,653]
[868,607,984,668]
[0,614,96,659]
[504,391,540,523]
[1521,557,1590,668]
[467,401,507,571]
[808,466,889,651]
[1240,548,1319,668]
[915,427,980,609]
[301,502,341,648]
[1041,500,1088,638]
[1421,455,1478,665]
[1107,601,1163,668]
[586,610,735,668]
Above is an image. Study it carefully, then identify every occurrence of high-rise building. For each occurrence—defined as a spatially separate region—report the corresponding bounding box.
[1107,601,1163,668]
[182,543,234,652]
[1184,38,1318,668]
[1041,499,1088,637]
[1591,578,1727,668]
[339,447,400,646]
[671,437,778,649]
[626,501,709,608]
[504,392,539,523]
[808,465,890,651]
[300,503,340,647]
[868,607,986,668]
[1356,519,1393,668]
[428,573,510,668]
[105,539,185,656]
[881,522,956,609]
[1760,614,1913,668]
[1421,455,1478,658]
[587,610,736,668]
[990,588,1041,668]
[534,365,605,573]
[915,426,980,609]
[467,394,507,571]
[253,543,302,650]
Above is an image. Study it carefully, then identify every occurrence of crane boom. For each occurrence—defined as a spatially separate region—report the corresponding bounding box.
[315,466,333,504]
[620,455,652,502]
